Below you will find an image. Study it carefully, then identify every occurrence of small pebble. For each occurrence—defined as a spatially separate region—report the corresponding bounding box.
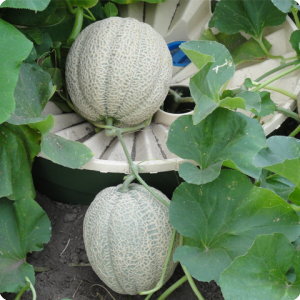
[64,213,77,223]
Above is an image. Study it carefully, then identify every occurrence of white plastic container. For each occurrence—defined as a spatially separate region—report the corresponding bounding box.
[34,3,300,203]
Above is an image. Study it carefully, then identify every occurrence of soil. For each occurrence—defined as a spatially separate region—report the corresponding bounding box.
[2,191,224,300]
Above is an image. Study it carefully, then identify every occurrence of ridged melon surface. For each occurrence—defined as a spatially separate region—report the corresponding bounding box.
[83,183,177,295]
[65,17,173,127]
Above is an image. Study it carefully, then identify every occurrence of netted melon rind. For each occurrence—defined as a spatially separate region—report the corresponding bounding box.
[83,183,177,295]
[65,17,173,127]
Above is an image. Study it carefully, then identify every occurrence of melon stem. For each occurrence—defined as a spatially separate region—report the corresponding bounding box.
[115,129,170,207]
[120,174,136,192]
[140,229,177,295]
[104,117,152,137]
[14,277,36,300]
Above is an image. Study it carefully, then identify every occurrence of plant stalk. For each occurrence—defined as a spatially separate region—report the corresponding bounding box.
[254,37,285,62]
[67,6,84,46]
[291,6,300,30]
[84,7,96,21]
[156,276,188,300]
[114,129,170,207]
[252,64,300,92]
[255,61,296,82]
[275,106,300,123]
[140,230,177,295]
[15,277,36,300]
[262,85,297,100]
[181,264,204,300]
[289,124,300,137]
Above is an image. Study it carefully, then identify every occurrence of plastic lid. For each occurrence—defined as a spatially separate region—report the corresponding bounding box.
[168,41,191,67]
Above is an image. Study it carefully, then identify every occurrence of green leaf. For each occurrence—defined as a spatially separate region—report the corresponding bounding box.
[209,0,287,39]
[290,30,300,57]
[7,62,53,126]
[251,91,276,117]
[35,32,53,58]
[28,115,55,135]
[272,0,296,13]
[103,2,118,18]
[0,124,40,200]
[253,136,300,189]
[18,27,43,45]
[44,68,63,90]
[0,19,32,124]
[0,197,51,293]
[178,162,223,185]
[199,29,272,66]
[167,109,266,183]
[3,1,56,26]
[182,41,235,124]
[220,233,300,300]
[49,94,73,113]
[0,0,50,10]
[169,170,300,282]
[215,32,247,53]
[220,91,261,112]
[232,38,272,66]
[41,133,94,168]
[180,41,215,71]
[259,170,296,202]
[24,46,37,64]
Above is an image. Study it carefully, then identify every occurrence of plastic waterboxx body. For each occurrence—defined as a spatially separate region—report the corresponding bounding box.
[33,0,300,204]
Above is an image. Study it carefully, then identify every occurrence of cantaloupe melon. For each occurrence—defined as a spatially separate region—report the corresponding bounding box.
[65,17,173,127]
[83,183,177,295]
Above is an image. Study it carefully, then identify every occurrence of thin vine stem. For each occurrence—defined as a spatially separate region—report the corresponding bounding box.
[291,6,300,30]
[255,61,296,82]
[181,264,204,300]
[156,276,188,300]
[140,230,177,295]
[275,106,300,123]
[15,277,36,300]
[84,7,96,21]
[115,129,170,207]
[289,124,300,137]
[290,204,300,212]
[252,63,300,92]
[67,6,84,45]
[261,85,297,100]
[254,37,285,62]
[144,293,153,300]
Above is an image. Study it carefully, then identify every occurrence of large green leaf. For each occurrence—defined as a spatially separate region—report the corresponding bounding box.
[220,233,300,300]
[2,0,59,26]
[7,62,53,126]
[209,0,287,39]
[169,170,300,283]
[272,0,299,13]
[0,124,40,200]
[232,38,272,66]
[41,133,94,168]
[0,19,32,124]
[179,41,215,71]
[0,197,51,293]
[200,29,272,66]
[0,0,51,10]
[181,41,235,124]
[253,136,300,189]
[167,109,266,184]
[259,170,297,202]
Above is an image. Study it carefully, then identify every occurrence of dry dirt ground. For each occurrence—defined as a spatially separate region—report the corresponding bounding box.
[2,191,224,300]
